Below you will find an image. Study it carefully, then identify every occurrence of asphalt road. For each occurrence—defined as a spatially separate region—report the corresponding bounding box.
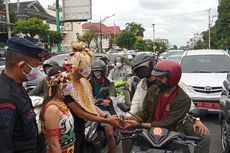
[202,114,222,153]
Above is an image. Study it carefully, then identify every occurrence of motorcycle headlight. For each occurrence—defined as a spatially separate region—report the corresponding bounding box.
[179,82,195,96]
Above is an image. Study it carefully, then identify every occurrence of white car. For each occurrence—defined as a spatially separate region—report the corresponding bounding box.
[179,49,230,112]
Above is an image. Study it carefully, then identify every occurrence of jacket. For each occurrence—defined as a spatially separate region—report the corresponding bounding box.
[0,72,38,153]
[136,85,191,128]
[130,78,148,114]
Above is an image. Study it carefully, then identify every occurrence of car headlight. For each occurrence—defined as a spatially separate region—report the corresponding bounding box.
[179,81,195,95]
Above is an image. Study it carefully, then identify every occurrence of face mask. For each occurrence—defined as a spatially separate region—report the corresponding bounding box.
[93,71,102,79]
[116,63,122,68]
[153,79,168,92]
[23,63,41,81]
[80,67,91,78]
[134,66,151,79]
[62,83,73,96]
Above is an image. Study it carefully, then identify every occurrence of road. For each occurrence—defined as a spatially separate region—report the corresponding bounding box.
[202,114,222,153]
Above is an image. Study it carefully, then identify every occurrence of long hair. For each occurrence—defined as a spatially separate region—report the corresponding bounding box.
[40,66,66,121]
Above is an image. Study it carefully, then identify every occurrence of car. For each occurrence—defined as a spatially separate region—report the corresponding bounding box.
[166,54,182,63]
[219,71,230,153]
[159,50,184,59]
[45,53,70,66]
[179,49,230,112]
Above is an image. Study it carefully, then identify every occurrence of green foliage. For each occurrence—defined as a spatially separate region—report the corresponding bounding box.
[171,45,178,50]
[125,22,145,37]
[117,31,136,50]
[193,40,205,49]
[135,39,147,51]
[155,41,167,53]
[78,31,96,47]
[145,39,154,51]
[13,17,49,42]
[40,31,63,45]
[216,0,230,38]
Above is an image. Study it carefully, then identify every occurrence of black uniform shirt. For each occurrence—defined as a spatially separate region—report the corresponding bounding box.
[0,72,38,153]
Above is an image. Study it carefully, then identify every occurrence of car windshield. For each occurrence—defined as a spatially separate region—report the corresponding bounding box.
[181,55,230,73]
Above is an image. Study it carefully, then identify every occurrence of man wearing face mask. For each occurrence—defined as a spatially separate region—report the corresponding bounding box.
[0,36,49,153]
[124,60,210,153]
[89,59,117,153]
[108,56,130,81]
[29,60,59,96]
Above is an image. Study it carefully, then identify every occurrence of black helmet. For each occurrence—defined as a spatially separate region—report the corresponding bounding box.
[91,59,107,73]
[42,60,59,73]
[131,53,156,79]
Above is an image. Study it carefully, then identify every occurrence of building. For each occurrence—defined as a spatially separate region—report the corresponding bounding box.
[82,22,121,50]
[46,4,82,52]
[9,1,83,52]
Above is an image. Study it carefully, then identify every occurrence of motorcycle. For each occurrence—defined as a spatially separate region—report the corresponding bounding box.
[84,87,122,153]
[117,103,202,153]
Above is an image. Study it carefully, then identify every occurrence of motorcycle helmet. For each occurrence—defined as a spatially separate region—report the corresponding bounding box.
[91,59,107,73]
[131,53,156,79]
[42,60,59,74]
[151,59,182,88]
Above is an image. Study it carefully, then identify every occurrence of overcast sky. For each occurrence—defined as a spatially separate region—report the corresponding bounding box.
[17,0,219,47]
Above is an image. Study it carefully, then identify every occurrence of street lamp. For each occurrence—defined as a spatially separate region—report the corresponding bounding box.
[152,24,156,53]
[99,14,115,52]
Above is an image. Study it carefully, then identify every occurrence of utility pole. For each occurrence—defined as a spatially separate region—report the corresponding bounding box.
[5,0,11,38]
[56,0,61,52]
[207,8,211,49]
[99,14,115,52]
[17,0,20,15]
[152,24,156,53]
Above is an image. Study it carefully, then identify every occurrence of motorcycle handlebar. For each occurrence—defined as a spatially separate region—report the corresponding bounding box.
[180,134,201,141]
[121,129,143,135]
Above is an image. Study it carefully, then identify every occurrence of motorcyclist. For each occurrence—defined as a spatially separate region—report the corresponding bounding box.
[89,59,117,153]
[29,60,59,96]
[124,59,210,153]
[108,56,131,81]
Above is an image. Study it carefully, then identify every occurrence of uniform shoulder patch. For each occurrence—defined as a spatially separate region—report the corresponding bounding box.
[0,103,16,126]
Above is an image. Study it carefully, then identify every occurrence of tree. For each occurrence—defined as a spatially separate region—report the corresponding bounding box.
[145,39,153,51]
[40,31,63,47]
[193,40,205,49]
[125,22,145,37]
[216,0,230,50]
[135,40,147,51]
[202,26,221,49]
[155,41,167,53]
[117,31,136,49]
[13,17,49,42]
[171,45,178,50]
[78,31,96,47]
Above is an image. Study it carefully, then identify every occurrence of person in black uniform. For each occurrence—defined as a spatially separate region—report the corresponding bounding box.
[0,36,49,153]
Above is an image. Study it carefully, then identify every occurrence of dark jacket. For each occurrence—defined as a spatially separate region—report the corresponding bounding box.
[0,72,38,153]
[29,79,48,96]
[136,85,191,128]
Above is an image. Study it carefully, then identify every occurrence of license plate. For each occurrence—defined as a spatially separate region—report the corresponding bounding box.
[194,102,220,110]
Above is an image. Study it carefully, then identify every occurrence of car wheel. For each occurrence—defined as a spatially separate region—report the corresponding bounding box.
[221,120,230,153]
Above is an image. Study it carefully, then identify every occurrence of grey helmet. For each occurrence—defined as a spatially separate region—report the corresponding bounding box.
[91,59,107,73]
[42,60,59,74]
[131,53,156,79]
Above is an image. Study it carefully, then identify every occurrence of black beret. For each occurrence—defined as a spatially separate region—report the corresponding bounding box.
[7,36,49,60]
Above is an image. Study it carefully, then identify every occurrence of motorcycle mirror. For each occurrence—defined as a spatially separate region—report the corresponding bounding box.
[189,108,208,117]
[117,103,130,112]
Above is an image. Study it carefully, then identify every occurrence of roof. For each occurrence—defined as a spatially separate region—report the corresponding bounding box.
[184,49,227,56]
[9,1,55,21]
[82,22,121,35]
